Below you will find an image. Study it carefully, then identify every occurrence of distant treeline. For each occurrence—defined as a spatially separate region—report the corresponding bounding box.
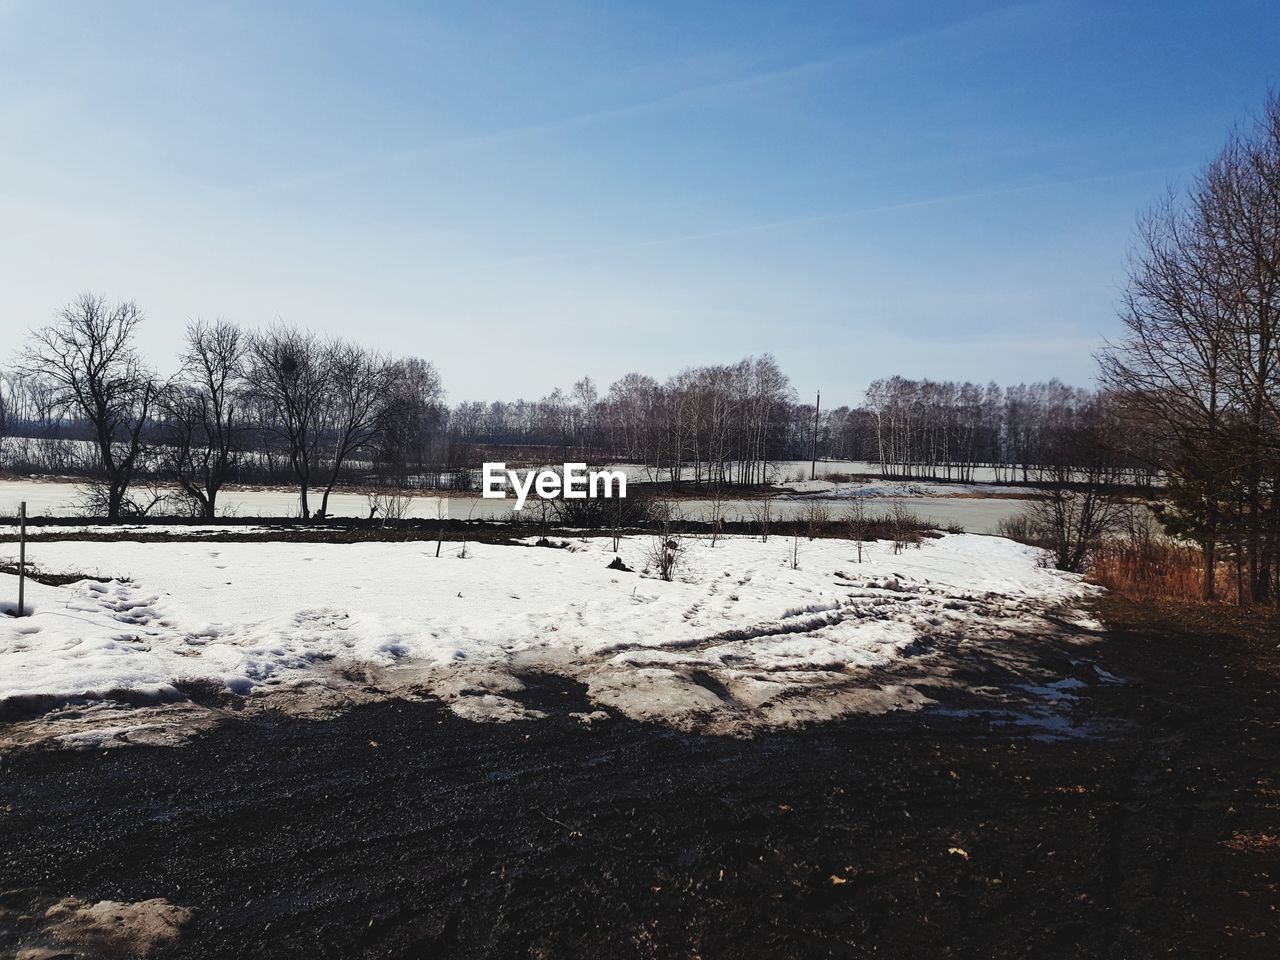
[0,309,1143,521]
[450,373,1153,484]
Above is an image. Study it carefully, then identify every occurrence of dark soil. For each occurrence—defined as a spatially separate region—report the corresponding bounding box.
[1,597,1277,959]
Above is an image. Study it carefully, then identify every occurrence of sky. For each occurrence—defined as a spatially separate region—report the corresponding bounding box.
[1,1,1277,406]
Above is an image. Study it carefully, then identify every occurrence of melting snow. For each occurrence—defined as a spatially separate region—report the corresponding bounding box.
[0,534,1091,738]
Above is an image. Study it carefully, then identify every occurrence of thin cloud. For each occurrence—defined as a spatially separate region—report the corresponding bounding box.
[244,1,1052,196]
[467,164,1169,269]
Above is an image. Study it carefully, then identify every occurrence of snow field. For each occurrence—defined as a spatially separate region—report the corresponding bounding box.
[0,533,1091,739]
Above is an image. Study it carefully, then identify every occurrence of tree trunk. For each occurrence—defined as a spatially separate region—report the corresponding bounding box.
[1202,512,1217,601]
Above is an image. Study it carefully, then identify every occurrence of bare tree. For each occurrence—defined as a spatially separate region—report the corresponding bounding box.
[705,480,726,546]
[434,496,448,558]
[843,500,869,563]
[1098,194,1235,597]
[610,494,625,552]
[1100,94,1280,600]
[24,294,155,520]
[245,324,328,518]
[1020,406,1128,572]
[380,357,445,485]
[315,341,394,518]
[749,498,773,542]
[159,319,245,518]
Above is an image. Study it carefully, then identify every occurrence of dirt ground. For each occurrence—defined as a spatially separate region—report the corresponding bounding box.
[1,596,1277,959]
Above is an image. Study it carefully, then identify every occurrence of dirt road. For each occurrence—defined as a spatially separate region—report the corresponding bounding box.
[2,597,1277,959]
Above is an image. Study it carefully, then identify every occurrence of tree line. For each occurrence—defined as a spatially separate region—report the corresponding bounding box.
[812,376,1152,484]
[0,297,1142,520]
[405,372,1141,487]
[11,300,446,519]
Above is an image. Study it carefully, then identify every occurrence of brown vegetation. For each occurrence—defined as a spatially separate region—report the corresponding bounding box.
[1088,539,1209,603]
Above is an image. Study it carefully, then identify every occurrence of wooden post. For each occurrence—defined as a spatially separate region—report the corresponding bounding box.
[18,500,26,617]
[810,390,821,481]
[435,496,445,558]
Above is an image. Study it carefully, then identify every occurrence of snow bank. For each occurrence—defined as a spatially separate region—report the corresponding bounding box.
[0,534,1089,738]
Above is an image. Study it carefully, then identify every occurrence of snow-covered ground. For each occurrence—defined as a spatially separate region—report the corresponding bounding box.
[0,533,1093,745]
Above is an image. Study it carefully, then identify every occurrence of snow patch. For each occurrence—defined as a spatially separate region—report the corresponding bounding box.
[0,534,1092,741]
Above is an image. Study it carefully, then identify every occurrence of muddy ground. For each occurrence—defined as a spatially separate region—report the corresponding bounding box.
[1,596,1278,959]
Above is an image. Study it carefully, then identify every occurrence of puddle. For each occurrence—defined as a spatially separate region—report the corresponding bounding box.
[931,657,1126,741]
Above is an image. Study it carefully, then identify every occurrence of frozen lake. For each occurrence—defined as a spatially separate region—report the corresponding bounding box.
[0,478,1029,534]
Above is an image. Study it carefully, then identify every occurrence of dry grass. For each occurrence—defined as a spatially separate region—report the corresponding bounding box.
[1088,540,1209,603]
[1220,832,1280,854]
[1088,536,1280,609]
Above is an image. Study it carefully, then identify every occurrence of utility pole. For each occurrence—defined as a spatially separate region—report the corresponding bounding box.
[810,390,820,481]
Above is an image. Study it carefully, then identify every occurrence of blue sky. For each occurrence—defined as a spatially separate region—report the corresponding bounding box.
[1,1,1276,404]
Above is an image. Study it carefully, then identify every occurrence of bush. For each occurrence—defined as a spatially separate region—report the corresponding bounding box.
[801,501,831,539]
[995,512,1042,545]
[551,493,653,528]
[366,489,415,526]
[645,500,685,581]
[888,503,923,554]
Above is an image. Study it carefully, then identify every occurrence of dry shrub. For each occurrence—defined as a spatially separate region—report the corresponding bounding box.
[366,489,415,525]
[995,513,1041,545]
[1088,539,1206,603]
[1086,506,1224,604]
[801,500,831,540]
[842,501,869,562]
[646,500,684,581]
[889,503,922,554]
[748,500,773,542]
[552,491,653,528]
